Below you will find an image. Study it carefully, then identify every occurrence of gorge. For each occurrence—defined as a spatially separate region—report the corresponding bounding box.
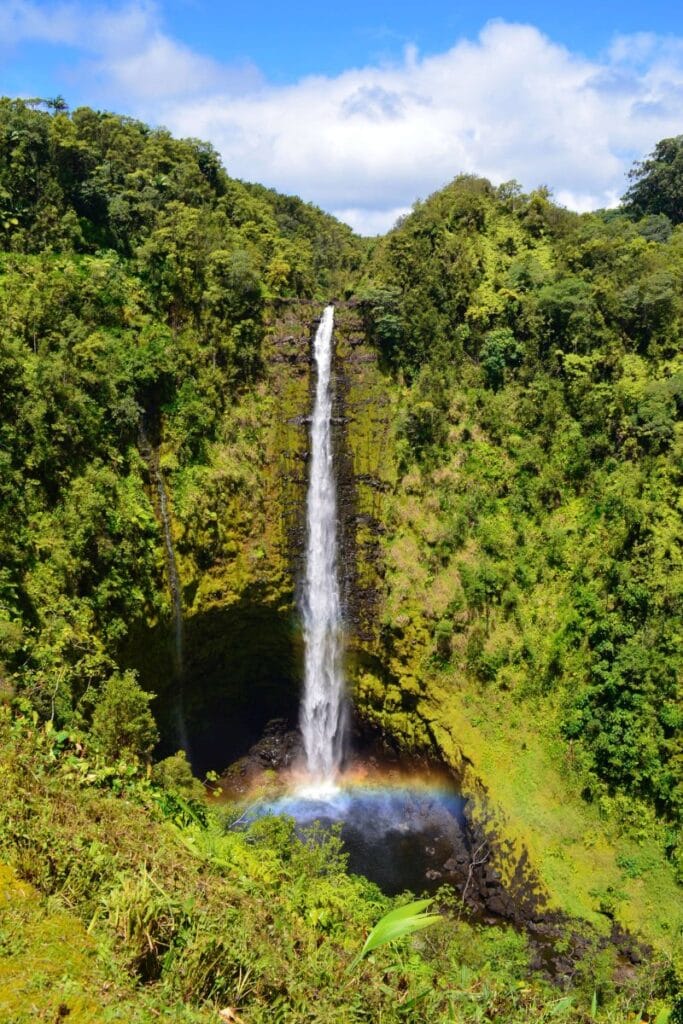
[234,304,499,910]
[0,99,681,1024]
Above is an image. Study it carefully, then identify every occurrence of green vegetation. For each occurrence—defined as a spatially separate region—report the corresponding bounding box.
[0,96,362,729]
[354,170,682,953]
[0,708,676,1022]
[624,135,683,225]
[0,97,682,1019]
[360,171,682,821]
[349,898,442,968]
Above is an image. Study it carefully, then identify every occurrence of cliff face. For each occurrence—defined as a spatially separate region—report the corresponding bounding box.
[123,299,399,772]
[131,303,396,746]
[332,304,394,644]
[334,330,681,948]
[133,296,538,903]
[123,302,315,770]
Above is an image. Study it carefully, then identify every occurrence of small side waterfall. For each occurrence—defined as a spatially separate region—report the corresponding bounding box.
[156,470,184,682]
[140,421,189,754]
[300,305,348,783]
[157,468,191,756]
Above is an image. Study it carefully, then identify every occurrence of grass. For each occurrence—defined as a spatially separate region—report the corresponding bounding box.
[0,864,210,1023]
[0,863,107,1024]
[420,673,683,950]
[4,709,678,1022]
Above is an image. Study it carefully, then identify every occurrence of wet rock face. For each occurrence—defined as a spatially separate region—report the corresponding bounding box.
[244,718,304,772]
[126,301,316,774]
[330,303,393,647]
[220,718,304,799]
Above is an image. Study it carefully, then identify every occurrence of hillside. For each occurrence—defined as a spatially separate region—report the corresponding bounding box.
[341,172,682,952]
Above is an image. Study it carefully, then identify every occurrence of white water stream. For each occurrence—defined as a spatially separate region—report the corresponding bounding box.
[300,305,348,783]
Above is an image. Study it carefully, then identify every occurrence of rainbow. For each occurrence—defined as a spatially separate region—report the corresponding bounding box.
[223,760,468,896]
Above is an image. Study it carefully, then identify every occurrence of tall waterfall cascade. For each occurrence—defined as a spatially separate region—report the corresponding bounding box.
[300,305,348,783]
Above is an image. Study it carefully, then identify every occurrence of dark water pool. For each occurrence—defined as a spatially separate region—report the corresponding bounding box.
[243,783,470,896]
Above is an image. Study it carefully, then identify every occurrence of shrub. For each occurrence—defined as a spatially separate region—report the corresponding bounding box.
[91,670,158,763]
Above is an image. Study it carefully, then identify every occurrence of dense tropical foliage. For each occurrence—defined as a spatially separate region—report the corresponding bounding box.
[0,97,362,725]
[361,171,682,832]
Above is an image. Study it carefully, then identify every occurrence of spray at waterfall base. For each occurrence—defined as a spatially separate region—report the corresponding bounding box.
[220,740,478,900]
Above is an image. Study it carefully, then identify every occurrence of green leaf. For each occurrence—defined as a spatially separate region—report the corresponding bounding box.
[549,996,574,1016]
[398,986,432,1012]
[591,990,598,1018]
[349,899,441,970]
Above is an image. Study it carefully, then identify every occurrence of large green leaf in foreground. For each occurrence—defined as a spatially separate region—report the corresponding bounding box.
[350,898,442,969]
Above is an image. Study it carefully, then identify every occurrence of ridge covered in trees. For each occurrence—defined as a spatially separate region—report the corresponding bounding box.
[0,97,362,722]
[361,168,682,829]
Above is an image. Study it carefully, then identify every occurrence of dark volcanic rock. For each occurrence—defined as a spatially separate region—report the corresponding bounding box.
[220,719,303,798]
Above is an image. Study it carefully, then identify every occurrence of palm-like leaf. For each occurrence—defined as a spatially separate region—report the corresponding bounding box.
[349,898,441,969]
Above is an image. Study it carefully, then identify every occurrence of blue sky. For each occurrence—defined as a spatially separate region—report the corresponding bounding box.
[165,1,683,78]
[1,1,683,232]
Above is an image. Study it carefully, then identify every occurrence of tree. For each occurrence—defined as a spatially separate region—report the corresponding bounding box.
[479,327,524,390]
[91,671,158,763]
[46,96,69,114]
[623,136,683,224]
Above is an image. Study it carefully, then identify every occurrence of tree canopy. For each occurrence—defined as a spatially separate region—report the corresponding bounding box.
[623,134,683,224]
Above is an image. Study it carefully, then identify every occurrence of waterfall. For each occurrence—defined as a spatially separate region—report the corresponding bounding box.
[300,305,348,783]
[139,418,189,755]
[139,421,185,691]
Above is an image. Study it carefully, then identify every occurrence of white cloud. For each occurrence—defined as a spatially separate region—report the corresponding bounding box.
[152,20,683,231]
[608,32,659,66]
[2,4,683,233]
[332,206,411,236]
[87,33,261,101]
[0,0,153,48]
[0,1,260,101]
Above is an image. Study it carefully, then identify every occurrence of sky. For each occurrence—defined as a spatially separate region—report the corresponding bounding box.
[1,1,683,234]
